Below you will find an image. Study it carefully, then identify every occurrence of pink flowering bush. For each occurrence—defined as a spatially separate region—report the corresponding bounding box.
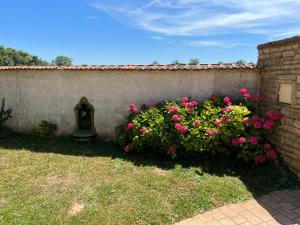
[115,88,285,164]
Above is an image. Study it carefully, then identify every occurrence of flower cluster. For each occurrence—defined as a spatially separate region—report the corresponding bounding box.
[172,115,182,122]
[255,143,277,163]
[115,88,285,164]
[240,88,264,102]
[242,111,285,131]
[175,123,188,134]
[232,137,246,145]
[206,129,218,135]
[128,103,139,114]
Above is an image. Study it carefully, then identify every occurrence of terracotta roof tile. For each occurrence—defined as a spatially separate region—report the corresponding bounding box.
[0,64,256,71]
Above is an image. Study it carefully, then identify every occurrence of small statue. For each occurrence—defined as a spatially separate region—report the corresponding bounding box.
[72,97,97,142]
[80,109,87,119]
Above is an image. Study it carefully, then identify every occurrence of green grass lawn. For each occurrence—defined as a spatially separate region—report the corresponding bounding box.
[0,134,299,225]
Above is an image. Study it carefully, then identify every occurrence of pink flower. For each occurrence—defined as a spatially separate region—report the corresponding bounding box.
[223,97,232,105]
[187,107,194,113]
[175,123,188,134]
[181,102,187,107]
[168,145,176,154]
[267,111,286,121]
[266,111,278,120]
[243,93,251,99]
[252,116,260,122]
[133,108,139,114]
[140,128,146,134]
[221,107,230,113]
[129,103,135,110]
[276,114,286,120]
[240,88,248,95]
[127,122,134,130]
[249,136,258,145]
[243,118,251,126]
[194,120,201,127]
[182,97,189,103]
[264,143,272,150]
[267,149,277,159]
[256,155,266,163]
[221,116,230,122]
[206,129,218,135]
[264,120,275,129]
[210,95,216,101]
[170,106,179,113]
[124,145,130,153]
[189,101,198,107]
[253,122,262,129]
[172,115,182,122]
[232,137,246,145]
[215,120,222,126]
[251,95,263,101]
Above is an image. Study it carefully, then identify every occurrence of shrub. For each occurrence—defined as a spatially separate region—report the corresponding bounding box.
[0,98,12,130]
[115,89,285,164]
[33,120,57,138]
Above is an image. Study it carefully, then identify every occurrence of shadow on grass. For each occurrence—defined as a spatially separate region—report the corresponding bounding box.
[0,132,299,198]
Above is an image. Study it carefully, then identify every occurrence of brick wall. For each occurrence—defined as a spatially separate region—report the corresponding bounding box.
[258,36,300,178]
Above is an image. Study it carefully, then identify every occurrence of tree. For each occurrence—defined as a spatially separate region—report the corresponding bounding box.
[52,56,73,66]
[171,60,181,65]
[0,46,49,66]
[188,58,200,65]
[151,61,160,65]
[235,60,247,65]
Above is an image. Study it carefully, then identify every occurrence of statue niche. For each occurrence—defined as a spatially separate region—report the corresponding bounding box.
[72,97,97,142]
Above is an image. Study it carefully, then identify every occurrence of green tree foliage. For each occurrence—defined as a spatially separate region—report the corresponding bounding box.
[0,46,49,66]
[235,60,247,65]
[188,58,200,65]
[52,56,73,66]
[151,61,160,65]
[171,60,181,65]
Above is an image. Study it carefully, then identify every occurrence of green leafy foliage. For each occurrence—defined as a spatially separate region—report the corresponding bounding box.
[151,61,160,65]
[188,58,200,65]
[51,56,73,66]
[32,120,57,138]
[116,89,285,164]
[0,46,49,66]
[171,60,182,65]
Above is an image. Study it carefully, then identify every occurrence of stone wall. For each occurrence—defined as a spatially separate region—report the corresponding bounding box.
[0,68,259,138]
[258,36,300,178]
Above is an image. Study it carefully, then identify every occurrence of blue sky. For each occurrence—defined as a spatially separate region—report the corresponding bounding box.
[1,0,300,65]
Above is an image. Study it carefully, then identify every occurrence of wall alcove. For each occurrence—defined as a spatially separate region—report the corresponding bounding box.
[72,97,97,142]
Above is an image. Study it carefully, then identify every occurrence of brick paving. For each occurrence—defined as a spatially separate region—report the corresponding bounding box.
[175,190,300,225]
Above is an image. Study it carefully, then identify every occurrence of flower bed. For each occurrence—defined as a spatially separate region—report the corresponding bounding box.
[115,89,285,163]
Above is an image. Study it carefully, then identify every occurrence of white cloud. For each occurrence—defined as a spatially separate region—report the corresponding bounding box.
[148,36,164,40]
[187,40,223,47]
[185,40,253,48]
[88,0,300,37]
[269,28,300,39]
